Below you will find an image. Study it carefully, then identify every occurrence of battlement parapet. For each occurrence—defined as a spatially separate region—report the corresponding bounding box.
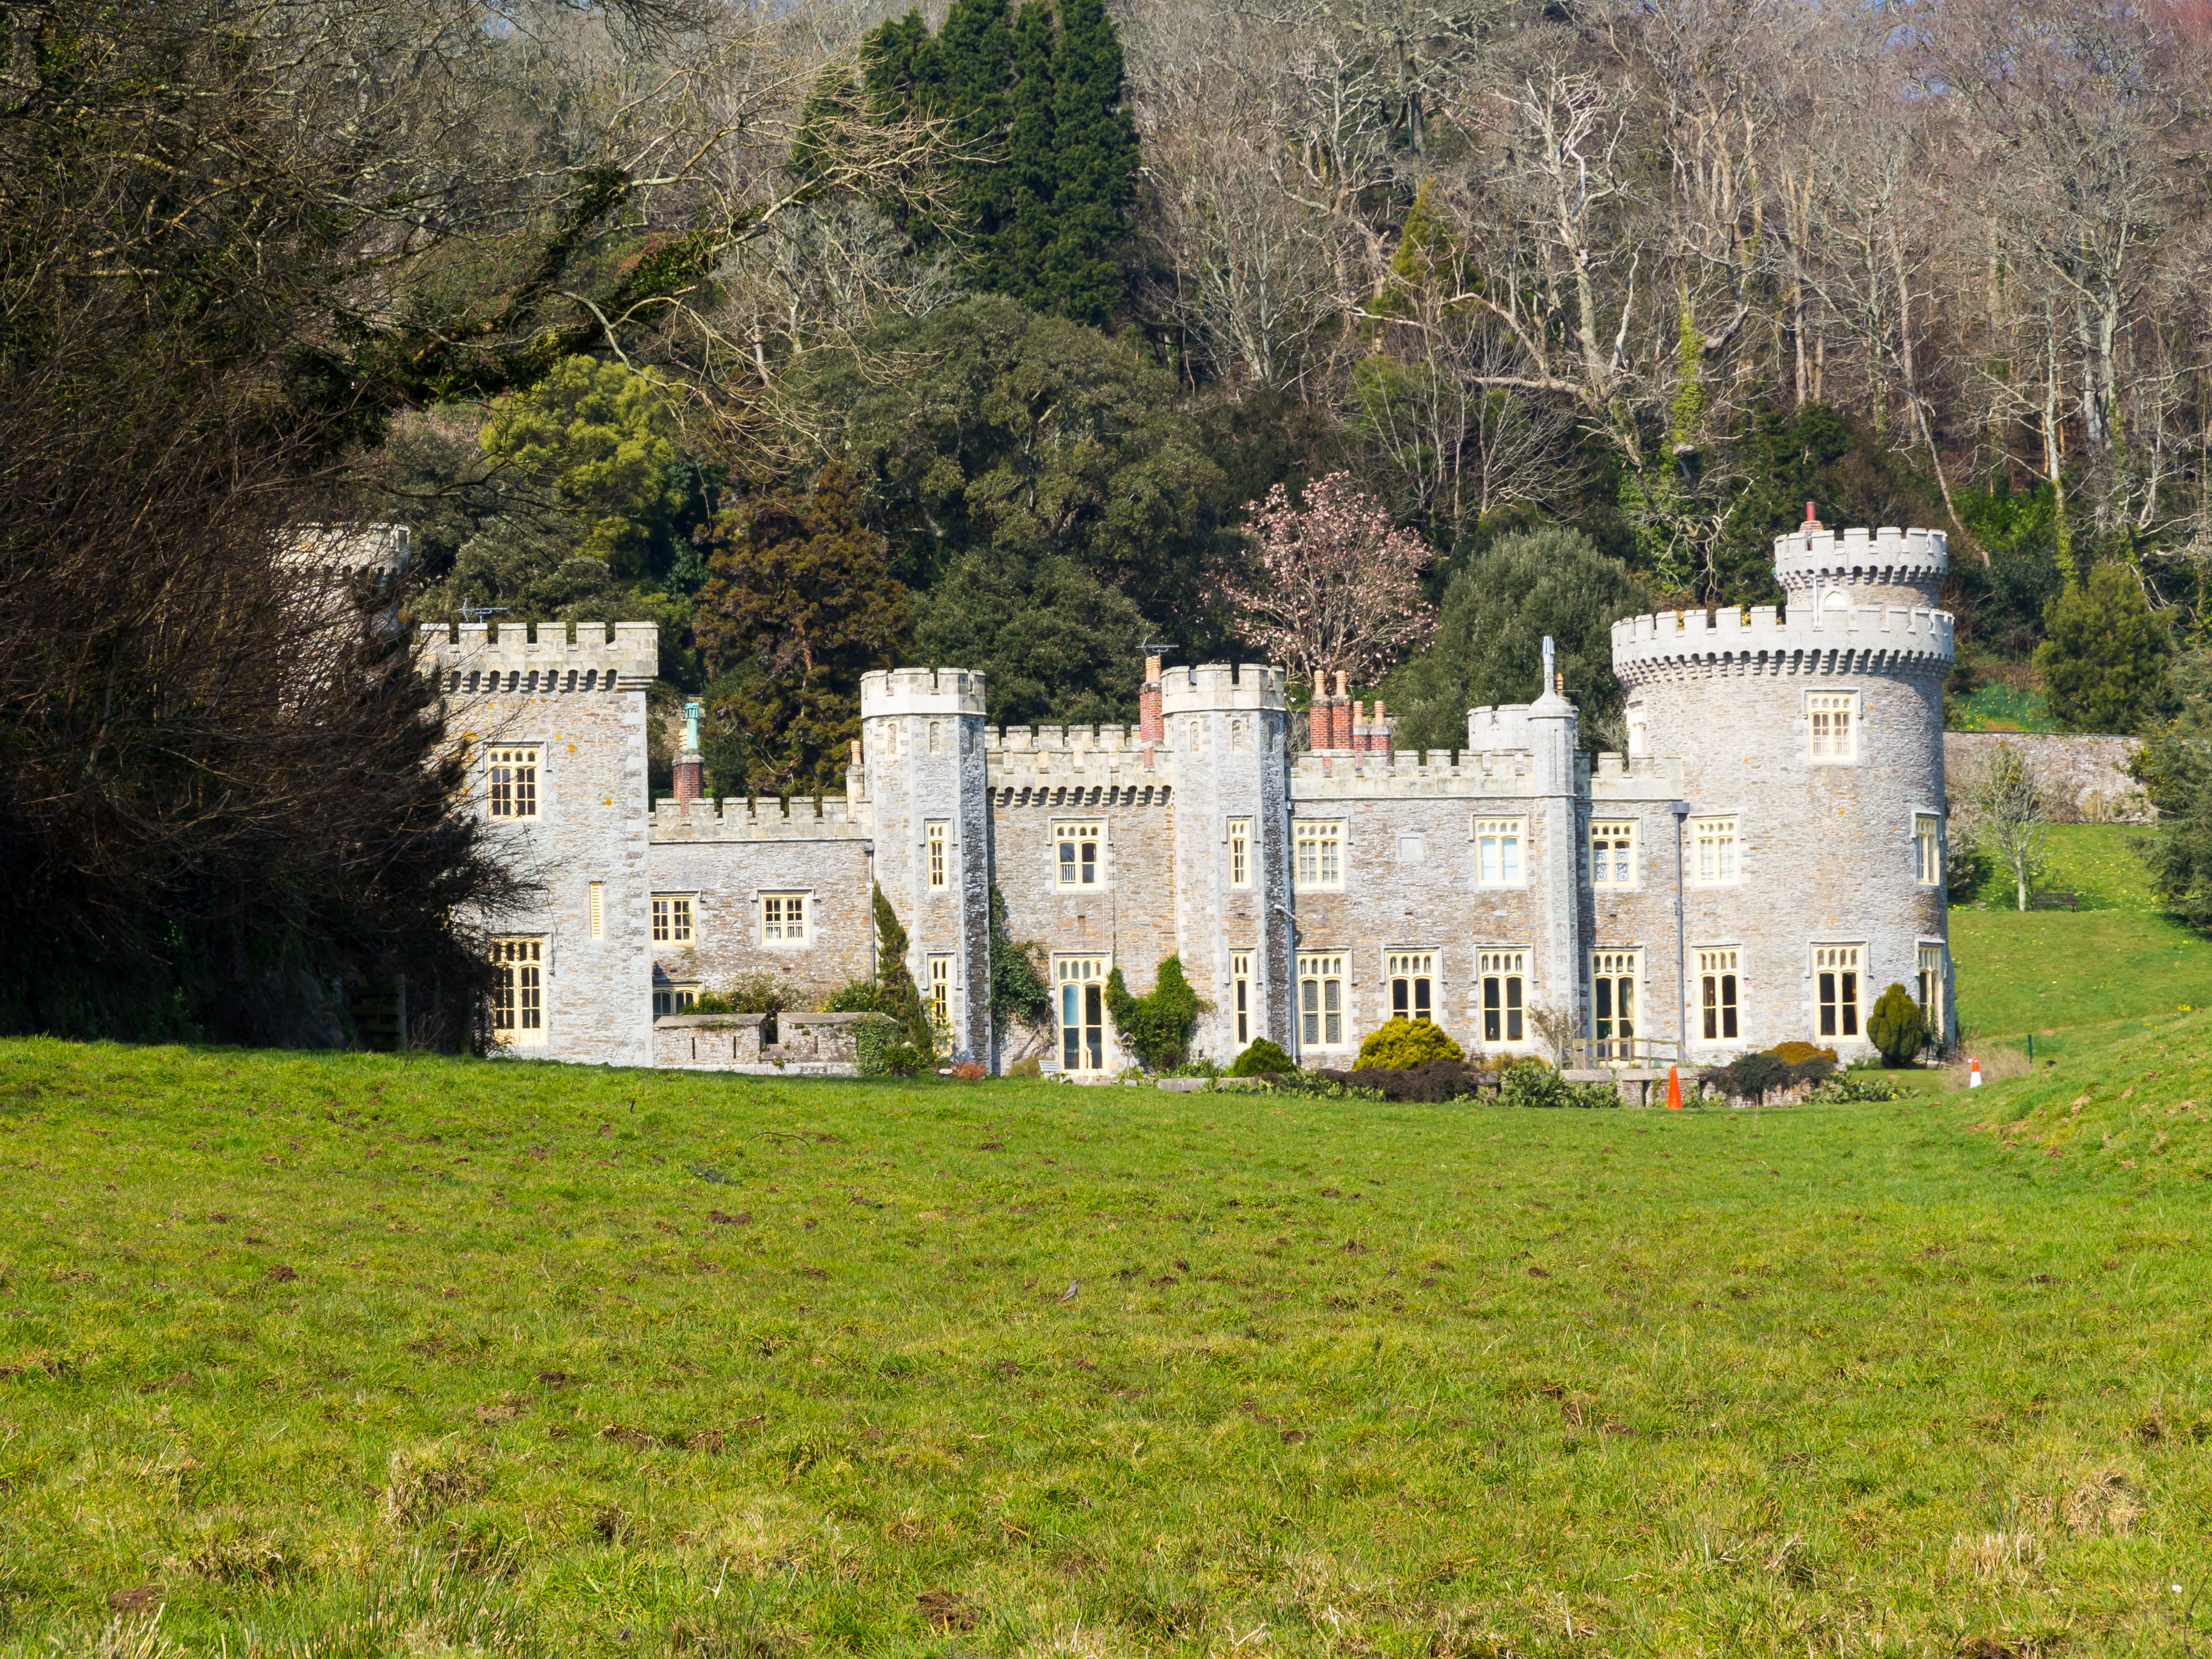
[1582,751,1686,798]
[285,523,411,586]
[420,620,658,690]
[860,666,986,718]
[987,723,1137,754]
[1610,602,1953,681]
[1772,526,1947,593]
[1289,745,1549,799]
[650,794,872,842]
[987,729,1177,791]
[1158,661,1286,714]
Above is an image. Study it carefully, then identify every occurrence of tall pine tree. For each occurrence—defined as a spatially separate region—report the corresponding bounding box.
[935,0,1015,262]
[1040,0,1138,325]
[1000,1,1059,301]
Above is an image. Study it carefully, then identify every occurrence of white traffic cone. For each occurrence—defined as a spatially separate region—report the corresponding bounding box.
[1967,1056,1983,1088]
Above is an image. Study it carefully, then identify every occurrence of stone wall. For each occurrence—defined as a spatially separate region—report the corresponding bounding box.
[1944,732,2152,823]
[646,838,874,1007]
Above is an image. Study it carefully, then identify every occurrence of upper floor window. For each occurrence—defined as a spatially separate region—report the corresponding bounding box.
[1473,818,1524,885]
[652,895,694,946]
[1295,821,1343,889]
[927,821,948,889]
[761,894,806,945]
[1914,813,1942,885]
[1809,692,1857,763]
[1056,822,1102,887]
[1692,817,1739,885]
[1228,819,1253,889]
[1590,820,1637,889]
[488,747,538,819]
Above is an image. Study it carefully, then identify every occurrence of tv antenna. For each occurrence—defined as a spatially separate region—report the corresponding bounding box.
[458,602,509,624]
[1140,638,1179,660]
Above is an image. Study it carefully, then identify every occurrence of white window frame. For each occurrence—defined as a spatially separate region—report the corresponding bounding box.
[487,746,540,820]
[1690,817,1739,886]
[652,894,696,947]
[1808,691,1859,764]
[1055,821,1104,889]
[1472,817,1526,887]
[1386,950,1435,1024]
[1478,949,1528,1047]
[1231,950,1254,1046]
[1589,820,1638,890]
[1697,947,1740,1043]
[1917,941,1946,1039]
[1294,821,1344,890]
[760,893,808,946]
[1297,952,1348,1048]
[653,982,699,1020]
[489,937,546,1046]
[1814,943,1863,1039]
[1227,819,1253,890]
[1056,956,1108,1071]
[926,821,949,889]
[1914,812,1942,886]
[1591,948,1639,1059]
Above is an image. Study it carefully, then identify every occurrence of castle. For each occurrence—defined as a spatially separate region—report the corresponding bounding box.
[423,523,1956,1073]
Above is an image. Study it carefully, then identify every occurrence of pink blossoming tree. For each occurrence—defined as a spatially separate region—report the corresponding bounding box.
[1222,472,1438,688]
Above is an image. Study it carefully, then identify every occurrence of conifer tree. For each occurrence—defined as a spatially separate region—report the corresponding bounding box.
[1001,1,1059,298]
[935,0,1014,258]
[1040,0,1139,324]
[872,884,937,1055]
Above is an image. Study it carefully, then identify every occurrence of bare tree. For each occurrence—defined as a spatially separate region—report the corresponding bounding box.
[1966,744,2051,912]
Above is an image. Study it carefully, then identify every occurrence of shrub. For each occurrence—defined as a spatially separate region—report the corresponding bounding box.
[1006,1056,1043,1079]
[1263,1071,1385,1101]
[1498,1058,1617,1109]
[950,1060,987,1081]
[1354,1017,1465,1070]
[1723,1051,1789,1100]
[693,972,786,1017]
[1808,1071,1910,1103]
[1947,836,1993,905]
[1105,956,1202,1070]
[2035,563,2176,734]
[875,1042,927,1077]
[987,884,1051,1037]
[1867,982,1927,1067]
[1767,1041,1839,1067]
[1321,1060,1492,1102]
[1227,1038,1294,1077]
[852,1014,905,1077]
[821,978,890,1015]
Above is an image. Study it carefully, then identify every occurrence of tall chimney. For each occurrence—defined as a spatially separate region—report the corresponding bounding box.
[1332,671,1351,750]
[1138,654,1164,744]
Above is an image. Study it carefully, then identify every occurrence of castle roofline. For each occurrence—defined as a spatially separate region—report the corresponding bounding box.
[1610,601,1953,679]
[418,619,658,688]
[1772,525,1946,590]
[861,666,985,717]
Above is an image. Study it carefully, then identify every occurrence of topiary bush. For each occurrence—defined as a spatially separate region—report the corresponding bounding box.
[1867,982,1927,1067]
[1354,1017,1465,1070]
[1227,1038,1294,1076]
[1105,956,1202,1069]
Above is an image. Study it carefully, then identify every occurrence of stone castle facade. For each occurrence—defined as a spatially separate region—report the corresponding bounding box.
[426,524,1956,1073]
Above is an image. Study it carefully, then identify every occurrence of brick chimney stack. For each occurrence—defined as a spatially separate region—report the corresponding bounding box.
[1139,654,1164,744]
[1332,671,1352,749]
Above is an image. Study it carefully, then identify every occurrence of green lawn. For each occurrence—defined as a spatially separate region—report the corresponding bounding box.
[1951,824,2212,1038]
[4,1032,2210,1657]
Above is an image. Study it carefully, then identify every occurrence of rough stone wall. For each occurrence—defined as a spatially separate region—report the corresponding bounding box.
[1626,662,1951,1055]
[1945,732,2152,824]
[425,621,656,1067]
[645,838,874,1006]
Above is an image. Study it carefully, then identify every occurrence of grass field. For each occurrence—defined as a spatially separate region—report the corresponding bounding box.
[4,1013,2210,1658]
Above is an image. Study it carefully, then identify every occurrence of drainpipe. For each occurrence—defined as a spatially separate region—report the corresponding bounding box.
[1669,801,1690,1066]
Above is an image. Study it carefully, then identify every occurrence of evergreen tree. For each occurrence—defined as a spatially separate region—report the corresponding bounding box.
[2133,650,2212,933]
[692,461,912,797]
[1041,0,1139,324]
[871,884,937,1055]
[2034,563,2177,733]
[935,0,1014,256]
[1000,1,1058,298]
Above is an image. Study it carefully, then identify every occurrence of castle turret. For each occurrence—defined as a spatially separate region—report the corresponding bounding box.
[1162,662,1292,1060]
[861,667,991,1063]
[1609,527,1954,1056]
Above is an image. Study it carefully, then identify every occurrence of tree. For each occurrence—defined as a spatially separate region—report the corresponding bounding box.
[693,462,912,797]
[1867,983,1927,1067]
[872,884,936,1056]
[1385,528,1652,754]
[2129,649,2212,933]
[1967,743,2050,912]
[1040,0,1141,324]
[1222,473,1437,692]
[2034,565,2176,734]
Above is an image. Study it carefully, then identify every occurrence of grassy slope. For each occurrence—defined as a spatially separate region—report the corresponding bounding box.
[4,1039,2210,1658]
[1950,824,2212,1037]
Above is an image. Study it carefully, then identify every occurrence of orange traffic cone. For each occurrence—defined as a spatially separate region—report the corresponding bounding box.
[1967,1056,1983,1088]
[1667,1065,1682,1109]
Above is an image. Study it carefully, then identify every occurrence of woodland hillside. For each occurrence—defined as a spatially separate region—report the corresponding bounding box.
[10,0,2212,1039]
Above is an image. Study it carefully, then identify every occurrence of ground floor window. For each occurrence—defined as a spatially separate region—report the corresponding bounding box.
[1299,953,1345,1047]
[1698,948,1739,1041]
[653,983,698,1019]
[929,956,953,1041]
[1480,950,1525,1044]
[1917,942,1945,1040]
[1232,951,1253,1045]
[1591,950,1637,1059]
[490,938,545,1045]
[1816,944,1861,1038]
[1388,951,1434,1023]
[1057,957,1106,1071]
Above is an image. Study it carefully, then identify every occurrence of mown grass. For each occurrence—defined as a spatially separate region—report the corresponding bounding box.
[1950,824,2212,1038]
[3,1028,2209,1658]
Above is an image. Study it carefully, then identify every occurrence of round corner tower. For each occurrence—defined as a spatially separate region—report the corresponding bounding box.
[1609,526,1956,1056]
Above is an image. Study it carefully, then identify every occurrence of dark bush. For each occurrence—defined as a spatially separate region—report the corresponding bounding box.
[1312,1060,1495,1102]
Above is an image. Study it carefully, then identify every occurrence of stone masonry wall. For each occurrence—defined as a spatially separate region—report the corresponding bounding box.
[645,839,874,1007]
[1944,732,2151,824]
